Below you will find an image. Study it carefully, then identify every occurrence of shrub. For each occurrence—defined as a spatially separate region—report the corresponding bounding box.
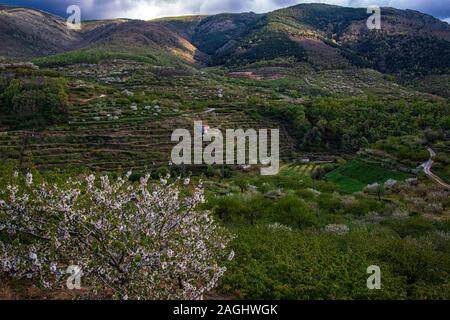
[295,189,316,200]
[209,194,270,225]
[219,226,450,299]
[317,194,344,214]
[128,171,145,182]
[381,217,436,238]
[1,77,68,128]
[343,196,384,216]
[271,195,318,229]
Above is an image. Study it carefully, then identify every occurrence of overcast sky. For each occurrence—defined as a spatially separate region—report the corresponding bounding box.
[1,0,449,22]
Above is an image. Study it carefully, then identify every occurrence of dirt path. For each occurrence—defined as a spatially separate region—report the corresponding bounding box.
[422,147,450,190]
[78,94,107,104]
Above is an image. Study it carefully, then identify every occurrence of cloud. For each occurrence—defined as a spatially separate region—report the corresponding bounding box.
[1,0,450,20]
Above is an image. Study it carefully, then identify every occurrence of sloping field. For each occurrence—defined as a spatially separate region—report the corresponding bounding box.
[0,109,296,172]
[280,163,319,177]
[326,159,413,193]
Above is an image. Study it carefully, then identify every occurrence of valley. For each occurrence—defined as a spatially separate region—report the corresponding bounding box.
[0,2,449,300]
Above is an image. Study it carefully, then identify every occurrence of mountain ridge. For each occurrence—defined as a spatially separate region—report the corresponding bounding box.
[1,3,450,76]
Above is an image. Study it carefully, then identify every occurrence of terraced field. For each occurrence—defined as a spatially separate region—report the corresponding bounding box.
[280,163,320,177]
[0,107,296,172]
[0,57,440,174]
[0,59,303,173]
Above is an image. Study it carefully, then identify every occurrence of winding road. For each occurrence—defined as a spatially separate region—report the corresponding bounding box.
[422,148,450,190]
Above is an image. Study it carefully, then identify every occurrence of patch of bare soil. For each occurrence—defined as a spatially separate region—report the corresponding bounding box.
[0,277,232,300]
[0,277,112,300]
[291,36,349,69]
[227,69,286,81]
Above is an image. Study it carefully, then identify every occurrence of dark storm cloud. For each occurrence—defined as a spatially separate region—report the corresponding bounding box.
[1,0,449,21]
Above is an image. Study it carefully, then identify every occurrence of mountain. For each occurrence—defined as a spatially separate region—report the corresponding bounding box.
[176,4,450,74]
[0,5,80,58]
[0,6,204,65]
[1,3,450,76]
[80,19,203,64]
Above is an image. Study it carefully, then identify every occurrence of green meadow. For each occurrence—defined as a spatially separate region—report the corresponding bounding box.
[326,159,413,193]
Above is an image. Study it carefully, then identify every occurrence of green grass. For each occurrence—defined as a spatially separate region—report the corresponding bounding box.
[280,163,317,177]
[326,159,413,193]
[33,50,158,67]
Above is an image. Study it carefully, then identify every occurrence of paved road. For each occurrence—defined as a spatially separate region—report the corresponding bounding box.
[422,148,450,190]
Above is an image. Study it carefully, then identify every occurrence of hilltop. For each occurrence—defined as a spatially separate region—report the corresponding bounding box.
[0,3,449,75]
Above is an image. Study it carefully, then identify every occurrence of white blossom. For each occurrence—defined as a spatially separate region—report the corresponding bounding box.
[25,173,33,186]
[50,262,57,273]
[228,250,235,261]
[324,224,350,235]
[0,171,231,300]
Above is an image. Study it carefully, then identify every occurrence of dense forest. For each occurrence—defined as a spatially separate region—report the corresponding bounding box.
[0,68,68,128]
[258,96,449,152]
